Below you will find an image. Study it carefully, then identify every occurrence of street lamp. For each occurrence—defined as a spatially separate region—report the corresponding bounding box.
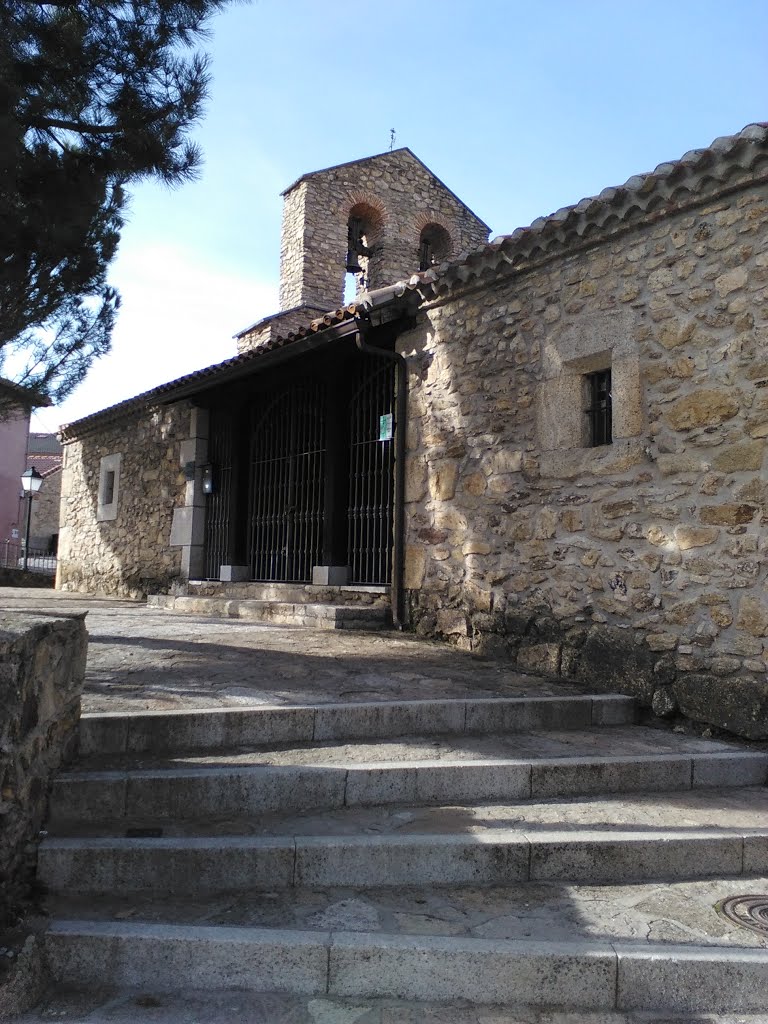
[20,467,43,571]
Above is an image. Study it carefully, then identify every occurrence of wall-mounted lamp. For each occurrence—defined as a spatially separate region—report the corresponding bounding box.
[201,464,215,495]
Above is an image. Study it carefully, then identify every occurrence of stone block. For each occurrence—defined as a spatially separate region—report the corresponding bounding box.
[295,834,528,888]
[38,836,295,895]
[328,932,616,1008]
[403,546,426,589]
[119,766,347,820]
[617,944,768,1013]
[692,752,768,788]
[220,564,250,583]
[169,506,205,548]
[49,772,127,824]
[464,697,593,734]
[113,706,316,754]
[666,389,740,430]
[576,626,657,703]
[344,762,531,807]
[743,832,768,873]
[673,525,719,549]
[44,920,329,994]
[311,565,349,586]
[517,642,561,675]
[531,756,692,799]
[590,695,637,726]
[529,830,742,883]
[672,674,768,740]
[736,596,768,637]
[312,700,464,742]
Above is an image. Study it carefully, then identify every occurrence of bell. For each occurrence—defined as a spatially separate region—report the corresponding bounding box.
[345,250,362,274]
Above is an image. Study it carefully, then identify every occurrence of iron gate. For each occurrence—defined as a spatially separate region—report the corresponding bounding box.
[203,407,235,579]
[347,361,395,584]
[247,381,326,582]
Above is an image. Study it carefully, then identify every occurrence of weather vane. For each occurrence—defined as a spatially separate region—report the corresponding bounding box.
[389,128,396,152]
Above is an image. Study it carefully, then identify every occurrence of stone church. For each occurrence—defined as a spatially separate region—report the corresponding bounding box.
[57,126,768,738]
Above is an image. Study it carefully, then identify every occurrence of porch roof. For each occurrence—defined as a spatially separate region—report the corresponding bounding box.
[58,293,410,441]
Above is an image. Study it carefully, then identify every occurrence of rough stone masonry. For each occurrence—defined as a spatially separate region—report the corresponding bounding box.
[54,125,768,739]
[402,127,768,738]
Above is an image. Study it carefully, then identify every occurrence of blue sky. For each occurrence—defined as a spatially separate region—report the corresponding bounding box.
[33,0,768,431]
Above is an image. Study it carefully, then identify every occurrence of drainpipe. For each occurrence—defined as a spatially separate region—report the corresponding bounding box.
[354,309,408,631]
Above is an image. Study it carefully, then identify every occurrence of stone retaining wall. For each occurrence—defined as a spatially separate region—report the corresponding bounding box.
[0,612,87,921]
[402,181,768,738]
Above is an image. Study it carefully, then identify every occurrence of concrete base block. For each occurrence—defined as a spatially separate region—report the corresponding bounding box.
[312,565,349,586]
[219,565,250,583]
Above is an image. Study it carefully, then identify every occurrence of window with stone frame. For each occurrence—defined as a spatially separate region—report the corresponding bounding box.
[97,453,121,522]
[535,312,643,463]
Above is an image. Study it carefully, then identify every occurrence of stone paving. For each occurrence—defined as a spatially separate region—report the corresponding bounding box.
[0,589,586,713]
[50,873,768,948]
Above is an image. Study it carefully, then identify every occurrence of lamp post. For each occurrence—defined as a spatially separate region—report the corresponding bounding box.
[20,467,43,571]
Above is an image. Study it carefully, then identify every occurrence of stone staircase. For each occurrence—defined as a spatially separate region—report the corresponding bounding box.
[147,581,391,630]
[25,693,768,1021]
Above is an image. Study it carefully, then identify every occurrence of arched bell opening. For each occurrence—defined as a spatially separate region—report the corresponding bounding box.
[346,201,385,296]
[418,223,452,271]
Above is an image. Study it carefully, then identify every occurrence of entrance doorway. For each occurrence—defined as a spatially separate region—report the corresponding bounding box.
[202,342,396,586]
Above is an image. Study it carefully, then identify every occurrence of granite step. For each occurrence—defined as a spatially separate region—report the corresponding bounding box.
[35,693,768,1017]
[39,917,768,1014]
[49,727,768,824]
[37,824,768,895]
[78,693,636,756]
[147,594,391,629]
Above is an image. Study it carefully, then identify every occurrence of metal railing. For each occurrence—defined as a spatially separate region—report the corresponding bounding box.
[1,540,57,575]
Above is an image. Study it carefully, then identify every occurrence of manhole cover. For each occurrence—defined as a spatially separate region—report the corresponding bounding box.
[717,895,768,937]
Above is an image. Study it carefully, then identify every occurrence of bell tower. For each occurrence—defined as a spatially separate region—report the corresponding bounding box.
[237,148,490,353]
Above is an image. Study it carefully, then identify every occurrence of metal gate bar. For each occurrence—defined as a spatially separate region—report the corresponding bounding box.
[248,382,326,582]
[203,408,234,579]
[348,362,395,585]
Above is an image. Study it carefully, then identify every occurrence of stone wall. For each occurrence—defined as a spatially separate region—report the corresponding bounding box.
[0,612,87,921]
[57,404,190,598]
[402,181,768,738]
[29,468,61,551]
[276,150,489,317]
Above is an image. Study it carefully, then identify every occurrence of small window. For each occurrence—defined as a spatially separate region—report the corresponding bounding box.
[585,369,612,447]
[103,470,115,506]
[97,453,121,521]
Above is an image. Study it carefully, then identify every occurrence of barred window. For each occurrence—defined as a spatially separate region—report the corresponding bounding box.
[585,369,612,447]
